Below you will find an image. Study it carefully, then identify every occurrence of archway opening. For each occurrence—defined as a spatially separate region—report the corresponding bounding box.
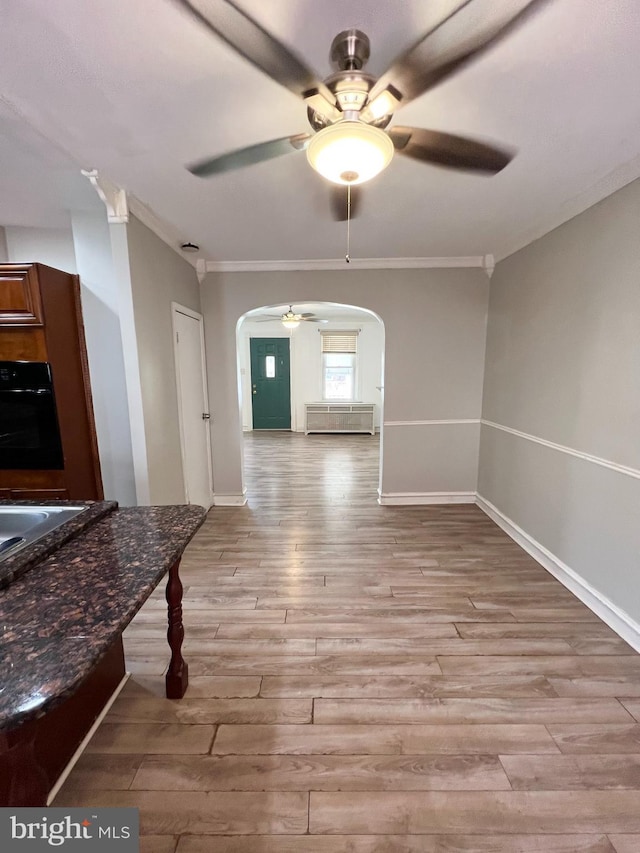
[236,300,385,505]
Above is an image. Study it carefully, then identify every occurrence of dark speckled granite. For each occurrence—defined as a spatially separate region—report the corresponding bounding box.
[0,504,206,732]
[0,500,118,590]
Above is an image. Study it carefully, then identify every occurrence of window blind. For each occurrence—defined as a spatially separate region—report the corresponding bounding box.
[320,331,359,353]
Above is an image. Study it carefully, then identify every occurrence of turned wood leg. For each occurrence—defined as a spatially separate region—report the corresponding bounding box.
[165,558,188,699]
[1,722,49,806]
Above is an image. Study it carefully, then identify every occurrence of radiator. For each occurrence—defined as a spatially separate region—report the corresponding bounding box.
[304,403,375,435]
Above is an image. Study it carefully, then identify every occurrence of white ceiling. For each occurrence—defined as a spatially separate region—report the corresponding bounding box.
[1,0,640,262]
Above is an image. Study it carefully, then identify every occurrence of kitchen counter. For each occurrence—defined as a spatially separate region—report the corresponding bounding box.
[0,499,118,590]
[0,503,206,805]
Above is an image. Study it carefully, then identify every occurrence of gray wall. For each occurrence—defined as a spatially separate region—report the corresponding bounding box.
[200,267,489,501]
[479,177,640,623]
[126,214,202,504]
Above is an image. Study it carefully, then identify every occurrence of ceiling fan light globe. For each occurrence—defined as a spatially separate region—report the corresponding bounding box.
[281,318,300,329]
[306,121,394,185]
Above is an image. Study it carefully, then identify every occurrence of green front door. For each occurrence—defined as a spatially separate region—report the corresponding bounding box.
[250,337,291,430]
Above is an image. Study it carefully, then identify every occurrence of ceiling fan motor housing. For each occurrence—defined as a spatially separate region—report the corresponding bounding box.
[307,30,392,132]
[330,29,370,72]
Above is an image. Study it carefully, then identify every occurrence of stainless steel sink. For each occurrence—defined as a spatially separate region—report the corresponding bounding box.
[0,505,88,561]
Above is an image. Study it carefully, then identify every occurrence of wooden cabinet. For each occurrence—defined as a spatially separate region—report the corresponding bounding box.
[0,265,44,326]
[0,263,103,500]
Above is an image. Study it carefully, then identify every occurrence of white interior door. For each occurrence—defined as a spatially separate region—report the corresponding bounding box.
[172,305,213,508]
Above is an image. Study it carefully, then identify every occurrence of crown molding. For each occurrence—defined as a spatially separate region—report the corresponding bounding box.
[81,169,128,224]
[494,155,640,262]
[81,171,201,270]
[127,196,199,269]
[204,255,488,273]
[482,253,495,279]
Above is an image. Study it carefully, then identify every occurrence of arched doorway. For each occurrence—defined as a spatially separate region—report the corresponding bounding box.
[236,301,385,503]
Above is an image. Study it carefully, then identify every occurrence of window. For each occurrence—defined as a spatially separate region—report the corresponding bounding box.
[265,355,276,378]
[321,331,358,401]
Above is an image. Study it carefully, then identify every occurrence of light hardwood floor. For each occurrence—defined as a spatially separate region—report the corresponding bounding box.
[55,431,640,852]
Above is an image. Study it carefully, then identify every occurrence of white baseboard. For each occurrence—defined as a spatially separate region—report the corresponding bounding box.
[476,493,640,654]
[47,672,130,805]
[378,491,476,506]
[213,491,248,506]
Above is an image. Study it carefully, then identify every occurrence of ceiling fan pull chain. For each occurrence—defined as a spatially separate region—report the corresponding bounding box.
[345,185,351,263]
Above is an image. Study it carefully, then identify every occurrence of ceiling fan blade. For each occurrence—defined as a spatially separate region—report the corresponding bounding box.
[368,0,548,109]
[302,318,329,323]
[188,133,310,177]
[176,0,338,118]
[389,126,513,173]
[329,185,362,221]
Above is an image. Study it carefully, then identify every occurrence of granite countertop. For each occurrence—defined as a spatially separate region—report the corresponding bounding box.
[0,499,118,590]
[0,504,206,733]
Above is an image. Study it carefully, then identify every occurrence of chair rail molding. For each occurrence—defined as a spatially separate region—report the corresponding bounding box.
[378,490,476,505]
[384,419,481,427]
[481,419,640,480]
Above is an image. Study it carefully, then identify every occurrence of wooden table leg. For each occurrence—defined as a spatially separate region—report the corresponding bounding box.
[1,721,49,806]
[165,558,188,699]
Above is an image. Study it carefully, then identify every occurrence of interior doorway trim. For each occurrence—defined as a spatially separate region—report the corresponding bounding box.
[171,302,214,509]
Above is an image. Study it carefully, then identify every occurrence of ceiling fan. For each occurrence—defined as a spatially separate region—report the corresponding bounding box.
[179,0,547,220]
[252,306,329,329]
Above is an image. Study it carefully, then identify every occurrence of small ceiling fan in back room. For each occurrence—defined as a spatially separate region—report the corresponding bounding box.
[251,306,329,329]
[179,0,549,222]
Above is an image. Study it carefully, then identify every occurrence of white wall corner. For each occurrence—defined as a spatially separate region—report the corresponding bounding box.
[81,169,129,223]
[482,254,495,279]
[109,221,151,505]
[475,493,640,654]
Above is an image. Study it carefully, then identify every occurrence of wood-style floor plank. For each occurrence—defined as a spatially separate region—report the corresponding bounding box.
[131,753,511,791]
[57,790,309,835]
[313,697,633,724]
[308,791,640,834]
[260,675,558,698]
[500,754,640,790]
[211,723,560,755]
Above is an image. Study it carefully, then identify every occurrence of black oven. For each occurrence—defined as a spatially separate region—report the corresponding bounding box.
[0,361,64,470]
